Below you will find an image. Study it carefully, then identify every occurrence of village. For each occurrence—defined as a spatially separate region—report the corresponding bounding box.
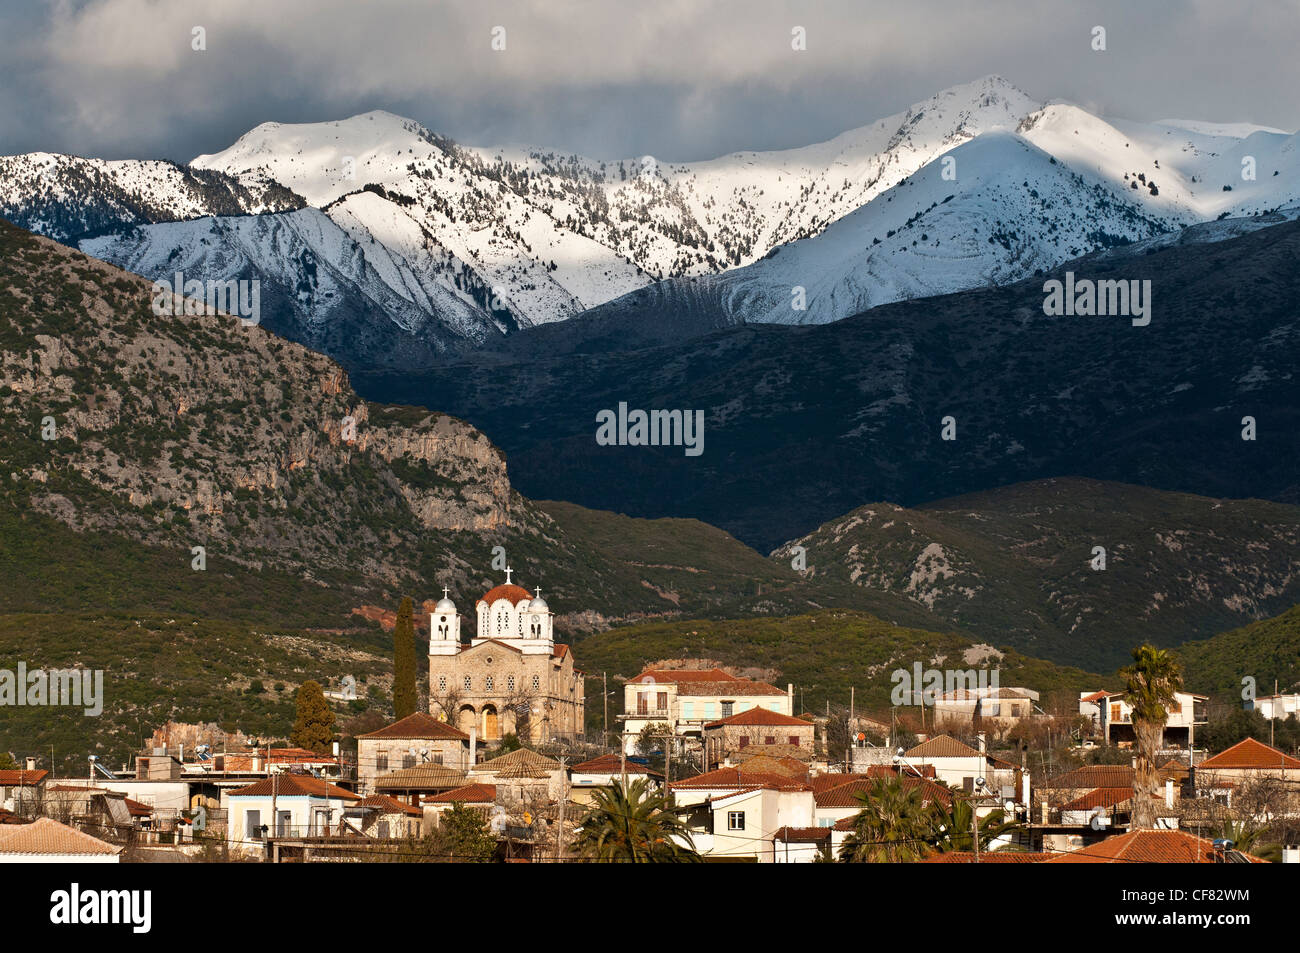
[2,573,1298,864]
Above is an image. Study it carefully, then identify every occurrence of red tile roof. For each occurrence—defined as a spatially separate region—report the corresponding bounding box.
[669,766,809,793]
[773,826,831,843]
[1059,787,1134,812]
[631,668,740,684]
[924,851,1048,863]
[906,735,983,759]
[1046,829,1266,863]
[809,767,936,793]
[815,775,954,809]
[0,770,48,786]
[570,754,657,776]
[426,783,497,804]
[356,794,423,817]
[1198,737,1300,771]
[357,711,470,741]
[0,817,120,856]
[680,681,787,697]
[123,797,154,817]
[478,584,533,605]
[704,708,813,729]
[228,774,361,800]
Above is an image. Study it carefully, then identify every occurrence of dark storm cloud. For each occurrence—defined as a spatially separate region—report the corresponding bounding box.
[3,0,1296,163]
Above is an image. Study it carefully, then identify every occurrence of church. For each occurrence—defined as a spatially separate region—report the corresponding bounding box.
[427,569,586,745]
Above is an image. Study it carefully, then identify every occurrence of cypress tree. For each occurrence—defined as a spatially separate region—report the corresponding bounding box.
[291,680,335,754]
[393,596,417,718]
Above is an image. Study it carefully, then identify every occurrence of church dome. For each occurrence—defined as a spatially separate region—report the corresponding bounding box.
[434,597,456,613]
[528,595,549,614]
[478,583,532,606]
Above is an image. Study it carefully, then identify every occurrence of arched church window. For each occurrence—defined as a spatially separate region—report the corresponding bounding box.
[531,674,540,691]
[507,675,516,692]
[463,675,472,691]
[485,675,494,692]
[438,675,447,692]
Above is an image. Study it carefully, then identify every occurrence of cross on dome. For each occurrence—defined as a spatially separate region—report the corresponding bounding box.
[504,566,513,584]
[535,586,542,599]
[442,586,450,599]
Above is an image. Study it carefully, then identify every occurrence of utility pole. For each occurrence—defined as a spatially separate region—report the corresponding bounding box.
[620,732,627,788]
[603,672,609,746]
[850,687,855,721]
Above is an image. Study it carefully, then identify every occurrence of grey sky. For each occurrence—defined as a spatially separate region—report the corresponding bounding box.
[3,0,1296,163]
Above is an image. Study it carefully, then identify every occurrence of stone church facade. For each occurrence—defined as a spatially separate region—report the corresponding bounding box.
[428,573,585,744]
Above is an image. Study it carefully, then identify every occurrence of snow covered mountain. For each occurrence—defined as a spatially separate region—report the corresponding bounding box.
[0,152,302,242]
[585,100,1300,328]
[2,75,1297,362]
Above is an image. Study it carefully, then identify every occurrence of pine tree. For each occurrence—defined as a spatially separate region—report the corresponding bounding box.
[291,680,335,754]
[393,596,417,719]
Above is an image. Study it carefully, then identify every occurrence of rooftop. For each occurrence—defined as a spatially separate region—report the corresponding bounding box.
[357,711,470,742]
[1197,737,1300,771]
[0,817,120,857]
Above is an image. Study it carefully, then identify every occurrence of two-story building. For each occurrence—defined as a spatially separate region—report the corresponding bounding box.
[669,763,815,862]
[356,712,472,794]
[702,708,816,768]
[1080,689,1208,748]
[224,773,360,850]
[621,668,792,754]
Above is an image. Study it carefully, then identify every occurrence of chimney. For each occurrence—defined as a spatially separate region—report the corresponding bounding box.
[468,727,477,768]
[1164,778,1174,809]
[24,757,36,772]
[976,732,986,756]
[787,683,793,711]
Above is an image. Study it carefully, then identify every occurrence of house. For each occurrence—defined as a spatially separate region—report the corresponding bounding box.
[224,773,361,849]
[423,783,499,827]
[356,711,472,794]
[0,766,47,815]
[814,770,954,833]
[933,686,1040,728]
[669,764,815,862]
[1044,828,1267,863]
[902,734,1021,796]
[427,574,585,744]
[373,763,468,805]
[342,794,424,839]
[1080,689,1208,748]
[702,708,816,767]
[469,747,566,801]
[1250,693,1300,721]
[1190,738,1300,813]
[568,754,662,805]
[0,817,121,863]
[620,668,792,754]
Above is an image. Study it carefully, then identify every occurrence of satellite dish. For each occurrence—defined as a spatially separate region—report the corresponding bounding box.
[1004,800,1017,814]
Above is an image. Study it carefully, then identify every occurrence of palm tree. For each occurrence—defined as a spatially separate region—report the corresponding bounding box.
[930,798,1023,853]
[838,775,937,863]
[572,779,700,863]
[1120,644,1183,829]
